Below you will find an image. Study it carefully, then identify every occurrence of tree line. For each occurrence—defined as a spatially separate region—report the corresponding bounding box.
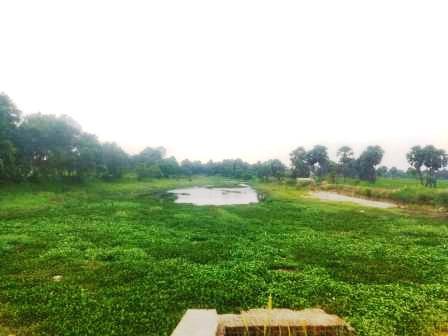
[1,93,447,186]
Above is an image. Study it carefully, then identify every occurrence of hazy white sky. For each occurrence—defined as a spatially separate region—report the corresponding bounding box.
[1,1,447,168]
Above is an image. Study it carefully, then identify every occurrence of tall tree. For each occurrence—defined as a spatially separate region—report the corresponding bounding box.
[0,93,21,180]
[422,145,447,187]
[17,113,82,180]
[72,133,102,180]
[406,146,426,185]
[159,156,181,177]
[100,142,129,180]
[134,146,166,180]
[135,146,166,165]
[268,159,286,180]
[376,166,388,177]
[306,145,329,178]
[290,147,310,178]
[357,146,384,182]
[180,159,194,177]
[337,146,354,181]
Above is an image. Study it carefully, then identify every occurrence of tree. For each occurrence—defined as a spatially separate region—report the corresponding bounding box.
[290,147,310,178]
[422,145,447,187]
[180,159,194,177]
[376,166,388,177]
[388,167,400,178]
[337,146,355,181]
[438,169,448,180]
[219,159,236,177]
[268,159,286,180]
[327,160,339,183]
[204,160,217,176]
[407,146,426,185]
[407,145,448,187]
[100,142,128,180]
[136,163,163,179]
[306,145,329,179]
[17,113,82,180]
[406,167,417,178]
[357,146,384,182]
[231,159,251,179]
[158,156,181,177]
[253,161,269,179]
[72,133,102,180]
[135,146,166,165]
[134,146,168,180]
[0,93,21,181]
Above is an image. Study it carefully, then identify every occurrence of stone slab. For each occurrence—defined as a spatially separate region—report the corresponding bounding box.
[171,309,218,336]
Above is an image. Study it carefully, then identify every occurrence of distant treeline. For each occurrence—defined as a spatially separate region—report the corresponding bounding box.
[1,93,447,186]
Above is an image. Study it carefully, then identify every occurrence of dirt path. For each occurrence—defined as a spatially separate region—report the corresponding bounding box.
[310,191,396,209]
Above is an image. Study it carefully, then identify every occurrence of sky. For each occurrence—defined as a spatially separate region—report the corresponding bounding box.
[1,1,447,169]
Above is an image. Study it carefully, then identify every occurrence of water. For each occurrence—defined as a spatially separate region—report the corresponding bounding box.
[310,191,395,209]
[168,185,259,205]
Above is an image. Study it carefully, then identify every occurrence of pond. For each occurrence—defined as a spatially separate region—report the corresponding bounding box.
[168,185,259,205]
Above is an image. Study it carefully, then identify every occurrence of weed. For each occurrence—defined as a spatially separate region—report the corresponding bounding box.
[0,177,446,336]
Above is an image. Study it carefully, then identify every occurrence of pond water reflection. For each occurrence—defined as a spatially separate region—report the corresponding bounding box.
[168,185,259,205]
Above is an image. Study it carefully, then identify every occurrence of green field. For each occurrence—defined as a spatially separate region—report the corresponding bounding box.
[323,178,448,207]
[335,177,448,190]
[1,177,447,336]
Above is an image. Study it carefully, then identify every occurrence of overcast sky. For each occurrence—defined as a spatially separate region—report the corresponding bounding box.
[1,1,447,168]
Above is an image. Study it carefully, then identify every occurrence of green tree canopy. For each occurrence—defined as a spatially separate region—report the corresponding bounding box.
[337,146,355,180]
[358,146,384,182]
[407,146,426,185]
[422,145,447,187]
[306,145,329,178]
[17,113,82,180]
[0,93,21,180]
[100,142,129,180]
[290,146,310,178]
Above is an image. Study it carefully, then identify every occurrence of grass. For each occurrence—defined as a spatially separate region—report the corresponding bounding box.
[322,177,448,207]
[0,177,447,336]
[335,177,448,190]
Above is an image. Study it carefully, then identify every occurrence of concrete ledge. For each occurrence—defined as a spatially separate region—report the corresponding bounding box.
[171,308,354,336]
[171,309,218,336]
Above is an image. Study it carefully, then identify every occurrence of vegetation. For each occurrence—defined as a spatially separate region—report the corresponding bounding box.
[0,177,447,336]
[407,146,448,188]
[337,146,356,181]
[1,92,448,335]
[357,146,385,182]
[290,145,387,183]
[2,92,447,187]
[323,177,448,207]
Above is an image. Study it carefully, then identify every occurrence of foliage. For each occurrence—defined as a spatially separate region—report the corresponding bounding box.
[422,145,447,188]
[306,145,329,178]
[376,166,388,177]
[407,145,448,188]
[1,91,447,194]
[0,177,447,336]
[253,159,287,180]
[0,93,21,181]
[158,156,181,178]
[326,177,448,206]
[290,147,310,178]
[100,142,129,180]
[337,146,356,180]
[357,146,384,182]
[407,146,426,185]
